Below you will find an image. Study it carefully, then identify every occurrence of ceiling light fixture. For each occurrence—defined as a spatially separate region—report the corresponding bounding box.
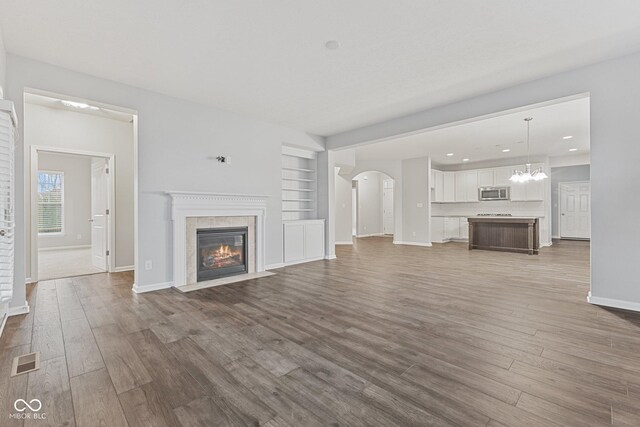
[563,135,573,140]
[502,149,511,153]
[462,158,470,162]
[510,118,548,183]
[61,100,99,111]
[446,153,454,157]
[569,148,577,152]
[324,40,340,50]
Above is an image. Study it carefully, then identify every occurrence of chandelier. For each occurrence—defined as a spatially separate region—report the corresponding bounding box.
[510,117,548,183]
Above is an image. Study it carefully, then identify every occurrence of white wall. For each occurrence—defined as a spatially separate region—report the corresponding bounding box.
[0,28,6,99]
[5,54,324,305]
[334,169,353,244]
[37,152,91,249]
[401,157,430,244]
[353,172,385,236]
[25,103,134,271]
[327,51,640,309]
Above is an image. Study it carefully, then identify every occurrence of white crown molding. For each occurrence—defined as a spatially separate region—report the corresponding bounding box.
[167,191,269,289]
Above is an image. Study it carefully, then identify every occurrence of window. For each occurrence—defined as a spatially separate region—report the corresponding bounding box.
[37,171,64,234]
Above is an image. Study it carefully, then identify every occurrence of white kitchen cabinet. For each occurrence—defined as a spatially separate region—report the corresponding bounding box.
[510,164,545,201]
[443,172,455,202]
[283,220,325,265]
[430,217,445,242]
[494,167,513,187]
[455,171,478,202]
[459,218,469,239]
[444,217,460,239]
[433,169,444,202]
[477,169,494,187]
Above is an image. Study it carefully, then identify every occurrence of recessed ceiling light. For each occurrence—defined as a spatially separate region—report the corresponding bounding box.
[569,148,578,152]
[325,40,340,50]
[462,158,470,162]
[61,100,99,111]
[502,149,511,153]
[563,135,573,140]
[446,153,454,157]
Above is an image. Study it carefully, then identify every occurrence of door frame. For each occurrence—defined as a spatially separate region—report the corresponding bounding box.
[382,178,394,235]
[30,145,116,282]
[558,180,591,240]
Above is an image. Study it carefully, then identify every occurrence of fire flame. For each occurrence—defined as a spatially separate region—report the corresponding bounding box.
[214,244,235,257]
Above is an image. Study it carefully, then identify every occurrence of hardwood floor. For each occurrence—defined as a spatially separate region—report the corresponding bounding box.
[2,237,640,426]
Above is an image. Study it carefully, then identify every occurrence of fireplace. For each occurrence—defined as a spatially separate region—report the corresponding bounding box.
[197,227,248,282]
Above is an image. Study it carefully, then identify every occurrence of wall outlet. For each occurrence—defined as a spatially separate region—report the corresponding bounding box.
[144,260,153,270]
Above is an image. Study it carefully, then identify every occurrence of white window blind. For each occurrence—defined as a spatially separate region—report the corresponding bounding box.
[37,171,64,234]
[0,106,15,304]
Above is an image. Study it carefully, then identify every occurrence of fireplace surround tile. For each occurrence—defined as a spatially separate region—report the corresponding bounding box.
[186,216,256,285]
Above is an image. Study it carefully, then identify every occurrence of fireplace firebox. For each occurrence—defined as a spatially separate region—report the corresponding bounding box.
[197,227,248,282]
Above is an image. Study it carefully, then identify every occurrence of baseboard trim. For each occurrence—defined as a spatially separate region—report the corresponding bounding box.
[587,292,640,313]
[283,256,325,267]
[8,302,30,317]
[393,241,432,247]
[324,254,337,260]
[355,233,384,238]
[552,235,561,239]
[335,241,353,245]
[266,263,285,270]
[113,265,134,273]
[25,278,35,285]
[132,281,173,294]
[38,244,91,252]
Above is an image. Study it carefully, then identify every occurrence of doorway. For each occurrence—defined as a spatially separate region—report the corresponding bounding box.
[559,181,591,239]
[352,171,394,238]
[34,149,114,280]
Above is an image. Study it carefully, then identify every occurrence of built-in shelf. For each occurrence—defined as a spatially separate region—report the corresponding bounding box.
[283,167,314,172]
[282,146,318,220]
[282,188,314,192]
[282,177,314,182]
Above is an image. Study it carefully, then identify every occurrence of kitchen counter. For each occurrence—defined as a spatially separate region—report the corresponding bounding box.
[467,216,539,255]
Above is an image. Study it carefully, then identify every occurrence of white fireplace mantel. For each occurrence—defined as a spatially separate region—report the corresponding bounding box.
[167,191,268,288]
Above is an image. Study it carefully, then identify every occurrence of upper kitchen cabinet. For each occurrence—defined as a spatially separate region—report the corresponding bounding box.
[510,164,545,201]
[432,169,444,202]
[478,167,512,187]
[455,170,478,202]
[443,171,456,202]
[494,167,514,187]
[477,169,494,187]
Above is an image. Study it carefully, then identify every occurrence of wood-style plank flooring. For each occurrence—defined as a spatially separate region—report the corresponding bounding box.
[2,237,640,426]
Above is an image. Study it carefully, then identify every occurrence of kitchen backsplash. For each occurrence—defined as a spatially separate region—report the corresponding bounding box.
[431,200,546,217]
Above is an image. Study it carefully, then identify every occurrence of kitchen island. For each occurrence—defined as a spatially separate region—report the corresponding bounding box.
[467,216,539,255]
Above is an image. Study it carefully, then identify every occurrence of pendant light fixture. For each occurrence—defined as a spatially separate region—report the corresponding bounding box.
[510,117,548,183]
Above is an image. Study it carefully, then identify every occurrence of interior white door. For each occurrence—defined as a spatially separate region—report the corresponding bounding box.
[383,179,394,234]
[560,182,590,239]
[91,159,108,271]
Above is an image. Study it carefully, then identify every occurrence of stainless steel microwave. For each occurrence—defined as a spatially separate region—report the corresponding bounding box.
[478,186,510,201]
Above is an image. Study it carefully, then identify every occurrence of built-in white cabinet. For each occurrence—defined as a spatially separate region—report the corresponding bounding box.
[283,219,325,265]
[454,171,478,202]
[509,163,545,202]
[431,216,469,242]
[432,163,546,203]
[443,172,456,202]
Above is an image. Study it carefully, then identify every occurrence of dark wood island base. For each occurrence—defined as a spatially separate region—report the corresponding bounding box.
[468,217,539,255]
